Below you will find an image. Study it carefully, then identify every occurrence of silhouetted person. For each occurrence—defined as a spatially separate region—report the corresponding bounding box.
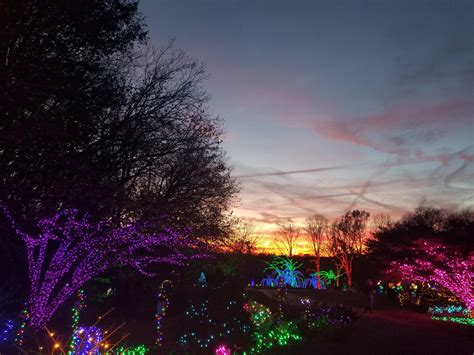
[365,279,374,313]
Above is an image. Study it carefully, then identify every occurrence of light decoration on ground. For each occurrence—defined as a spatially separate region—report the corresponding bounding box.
[1,207,204,328]
[1,319,14,342]
[276,278,287,320]
[198,272,208,287]
[303,270,339,289]
[69,289,86,352]
[155,279,173,346]
[262,257,304,288]
[430,315,474,326]
[304,304,356,329]
[243,301,272,328]
[300,298,313,323]
[215,344,232,355]
[243,300,301,353]
[390,241,473,313]
[178,299,250,349]
[115,344,149,354]
[376,280,384,295]
[250,321,301,353]
[14,307,29,346]
[70,325,103,354]
[428,305,473,326]
[303,274,326,289]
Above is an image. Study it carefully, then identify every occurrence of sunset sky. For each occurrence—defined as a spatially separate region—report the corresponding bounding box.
[140,0,474,253]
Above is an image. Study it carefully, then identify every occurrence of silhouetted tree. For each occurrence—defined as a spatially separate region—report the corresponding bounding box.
[305,214,328,287]
[368,207,473,265]
[276,220,300,257]
[0,0,238,241]
[327,210,370,288]
[225,221,260,254]
[372,213,393,232]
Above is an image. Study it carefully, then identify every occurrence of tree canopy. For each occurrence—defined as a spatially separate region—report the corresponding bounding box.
[0,0,238,240]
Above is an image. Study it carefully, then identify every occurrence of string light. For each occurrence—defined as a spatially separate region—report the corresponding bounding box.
[71,326,103,354]
[14,307,29,346]
[115,344,148,354]
[156,280,173,346]
[1,207,204,328]
[179,299,250,349]
[302,304,356,329]
[215,344,232,355]
[391,241,473,312]
[250,321,302,353]
[0,319,14,343]
[428,305,473,326]
[69,289,86,353]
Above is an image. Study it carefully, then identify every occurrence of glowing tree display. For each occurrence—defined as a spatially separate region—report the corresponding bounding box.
[264,257,305,288]
[391,241,473,313]
[2,207,201,328]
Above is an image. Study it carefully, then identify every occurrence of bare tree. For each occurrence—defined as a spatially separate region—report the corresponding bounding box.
[226,221,260,254]
[276,220,300,257]
[372,213,393,232]
[338,210,370,254]
[305,214,328,287]
[327,221,354,288]
[327,210,369,288]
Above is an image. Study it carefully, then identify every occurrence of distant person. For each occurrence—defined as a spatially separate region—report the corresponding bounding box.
[365,279,374,313]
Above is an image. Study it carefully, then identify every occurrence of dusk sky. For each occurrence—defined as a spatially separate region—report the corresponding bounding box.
[140,0,473,253]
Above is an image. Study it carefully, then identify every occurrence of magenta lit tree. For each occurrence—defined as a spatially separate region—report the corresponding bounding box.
[390,240,473,313]
[3,207,202,328]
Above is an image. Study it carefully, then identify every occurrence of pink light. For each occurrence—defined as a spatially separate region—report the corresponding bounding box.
[215,344,232,355]
[390,240,473,312]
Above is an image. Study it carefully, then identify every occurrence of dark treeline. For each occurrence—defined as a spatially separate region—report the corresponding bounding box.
[0,0,238,310]
[368,206,473,263]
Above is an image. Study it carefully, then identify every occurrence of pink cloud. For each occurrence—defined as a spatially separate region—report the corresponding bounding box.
[311,99,474,156]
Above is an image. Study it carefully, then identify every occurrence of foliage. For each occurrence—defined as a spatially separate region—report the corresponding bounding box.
[0,0,238,241]
[369,207,474,261]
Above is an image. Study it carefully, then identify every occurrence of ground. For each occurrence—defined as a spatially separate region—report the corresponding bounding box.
[246,288,473,355]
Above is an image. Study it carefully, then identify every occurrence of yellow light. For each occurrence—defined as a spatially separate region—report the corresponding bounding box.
[103,343,109,348]
[54,343,60,349]
[49,332,55,336]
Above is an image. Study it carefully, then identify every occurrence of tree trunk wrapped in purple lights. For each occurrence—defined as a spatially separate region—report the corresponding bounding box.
[2,207,202,328]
